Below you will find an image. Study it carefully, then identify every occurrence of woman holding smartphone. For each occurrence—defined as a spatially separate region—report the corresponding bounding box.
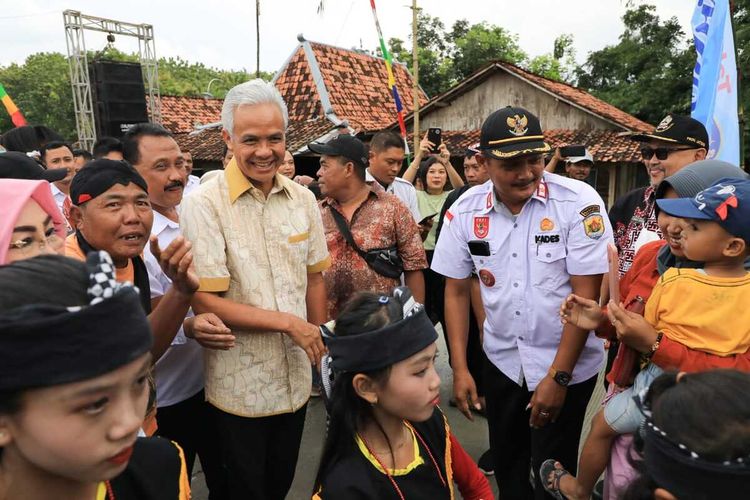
[402,133,464,331]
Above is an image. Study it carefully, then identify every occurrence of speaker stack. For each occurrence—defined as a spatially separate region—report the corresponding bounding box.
[89,60,149,138]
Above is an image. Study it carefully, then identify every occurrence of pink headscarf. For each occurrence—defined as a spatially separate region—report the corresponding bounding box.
[0,179,66,264]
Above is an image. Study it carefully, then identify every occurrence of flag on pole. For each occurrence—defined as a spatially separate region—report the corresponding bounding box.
[691,0,739,164]
[0,83,27,127]
[368,0,411,157]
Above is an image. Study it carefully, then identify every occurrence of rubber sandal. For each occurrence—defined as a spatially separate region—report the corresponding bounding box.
[539,459,569,500]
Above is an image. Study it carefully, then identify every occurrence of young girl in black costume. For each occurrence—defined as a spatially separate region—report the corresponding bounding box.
[313,287,492,499]
[0,253,189,500]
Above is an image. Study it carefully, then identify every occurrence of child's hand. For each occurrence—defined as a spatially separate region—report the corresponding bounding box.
[608,301,659,353]
[559,293,605,330]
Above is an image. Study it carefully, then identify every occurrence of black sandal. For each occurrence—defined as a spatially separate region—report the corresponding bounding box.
[539,459,570,500]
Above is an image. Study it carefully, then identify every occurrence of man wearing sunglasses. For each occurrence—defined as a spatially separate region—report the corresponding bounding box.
[609,114,708,277]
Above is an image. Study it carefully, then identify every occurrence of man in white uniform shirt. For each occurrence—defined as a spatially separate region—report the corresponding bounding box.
[432,106,613,500]
[123,122,227,499]
[366,130,422,221]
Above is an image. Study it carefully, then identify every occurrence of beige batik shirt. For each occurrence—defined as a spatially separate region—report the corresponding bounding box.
[180,159,330,417]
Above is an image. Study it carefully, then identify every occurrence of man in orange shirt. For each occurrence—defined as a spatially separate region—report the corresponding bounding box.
[65,160,199,435]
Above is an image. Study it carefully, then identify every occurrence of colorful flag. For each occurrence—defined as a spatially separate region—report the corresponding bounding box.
[0,83,27,127]
[368,0,410,156]
[691,0,739,164]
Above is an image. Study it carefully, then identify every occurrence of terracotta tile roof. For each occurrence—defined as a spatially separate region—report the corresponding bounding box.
[413,129,641,164]
[174,117,336,162]
[274,41,428,131]
[286,117,338,152]
[174,129,223,162]
[496,62,651,132]
[159,95,223,134]
[274,47,324,123]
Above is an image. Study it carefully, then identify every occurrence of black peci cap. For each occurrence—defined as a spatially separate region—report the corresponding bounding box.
[479,106,551,159]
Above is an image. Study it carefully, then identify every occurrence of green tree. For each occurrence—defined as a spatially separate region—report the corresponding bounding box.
[389,13,560,97]
[388,12,454,96]
[0,53,76,140]
[450,22,527,81]
[528,34,576,82]
[575,4,694,124]
[0,50,270,142]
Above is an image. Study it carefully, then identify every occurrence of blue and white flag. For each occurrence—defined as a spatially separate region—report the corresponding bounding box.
[691,0,739,165]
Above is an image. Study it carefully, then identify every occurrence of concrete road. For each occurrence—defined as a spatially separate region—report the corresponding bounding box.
[190,325,605,499]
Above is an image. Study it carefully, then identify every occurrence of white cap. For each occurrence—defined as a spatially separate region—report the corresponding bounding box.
[567,149,593,164]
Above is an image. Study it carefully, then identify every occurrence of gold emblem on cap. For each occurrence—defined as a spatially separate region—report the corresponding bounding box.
[655,115,674,132]
[507,114,529,137]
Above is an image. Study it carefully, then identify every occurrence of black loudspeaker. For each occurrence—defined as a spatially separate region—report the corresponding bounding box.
[89,60,149,138]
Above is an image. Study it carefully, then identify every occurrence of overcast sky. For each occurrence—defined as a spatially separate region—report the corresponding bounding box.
[1,0,695,75]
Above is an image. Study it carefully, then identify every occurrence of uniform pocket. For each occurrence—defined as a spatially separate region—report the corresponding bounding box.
[530,244,567,291]
[471,254,502,289]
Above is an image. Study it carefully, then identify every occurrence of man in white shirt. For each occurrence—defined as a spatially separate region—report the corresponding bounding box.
[124,122,228,499]
[367,130,422,221]
[182,150,200,196]
[41,141,78,215]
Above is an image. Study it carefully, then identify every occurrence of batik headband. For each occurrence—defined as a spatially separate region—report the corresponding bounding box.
[70,159,148,206]
[0,251,153,391]
[323,287,438,373]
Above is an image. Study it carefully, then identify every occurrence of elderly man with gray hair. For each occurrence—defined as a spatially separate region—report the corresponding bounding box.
[180,79,330,499]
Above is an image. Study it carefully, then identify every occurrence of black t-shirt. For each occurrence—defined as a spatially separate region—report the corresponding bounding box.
[314,409,452,500]
[110,437,187,499]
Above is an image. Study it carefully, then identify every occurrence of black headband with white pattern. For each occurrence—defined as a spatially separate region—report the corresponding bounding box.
[0,251,152,391]
[643,419,750,497]
[323,287,437,373]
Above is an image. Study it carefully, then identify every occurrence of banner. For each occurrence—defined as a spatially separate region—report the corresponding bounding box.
[0,83,27,127]
[691,0,739,164]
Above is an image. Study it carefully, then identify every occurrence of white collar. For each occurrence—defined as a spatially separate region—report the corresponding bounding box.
[50,183,64,196]
[151,209,180,236]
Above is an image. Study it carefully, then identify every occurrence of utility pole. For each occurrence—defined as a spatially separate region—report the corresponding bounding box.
[411,0,420,154]
[256,0,261,78]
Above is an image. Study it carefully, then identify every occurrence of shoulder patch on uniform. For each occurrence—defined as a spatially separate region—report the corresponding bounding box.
[579,204,601,218]
[583,214,605,239]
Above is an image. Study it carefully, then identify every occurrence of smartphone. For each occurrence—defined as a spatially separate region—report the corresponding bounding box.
[419,213,438,225]
[427,128,442,153]
[560,145,586,158]
[468,240,491,256]
[608,243,620,305]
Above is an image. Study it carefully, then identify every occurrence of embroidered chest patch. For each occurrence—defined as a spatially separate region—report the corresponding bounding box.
[474,216,490,239]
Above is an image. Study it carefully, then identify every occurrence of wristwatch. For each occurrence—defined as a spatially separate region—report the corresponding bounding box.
[548,367,572,387]
[645,332,664,359]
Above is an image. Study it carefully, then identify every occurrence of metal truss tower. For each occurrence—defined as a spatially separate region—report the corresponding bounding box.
[63,10,162,150]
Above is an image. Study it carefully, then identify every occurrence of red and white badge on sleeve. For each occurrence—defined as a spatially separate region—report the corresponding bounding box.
[473,216,489,238]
